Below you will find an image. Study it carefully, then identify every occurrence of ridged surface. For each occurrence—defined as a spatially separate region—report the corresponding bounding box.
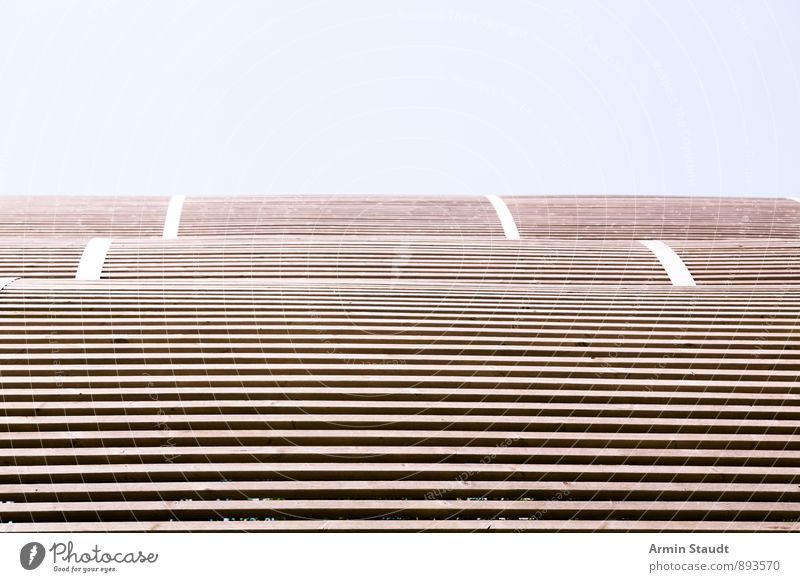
[180,196,505,238]
[670,239,800,284]
[101,238,668,283]
[0,196,168,239]
[0,195,797,532]
[5,235,799,286]
[1,195,797,240]
[0,279,799,532]
[0,239,85,277]
[504,196,800,239]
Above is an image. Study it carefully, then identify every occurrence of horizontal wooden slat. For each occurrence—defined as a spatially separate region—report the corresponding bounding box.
[3,461,799,481]
[1,480,796,501]
[1,499,798,521]
[0,429,796,447]
[4,520,798,533]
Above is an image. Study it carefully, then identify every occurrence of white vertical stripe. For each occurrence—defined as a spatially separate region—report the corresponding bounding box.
[485,195,520,240]
[162,195,186,239]
[640,240,696,286]
[75,238,113,280]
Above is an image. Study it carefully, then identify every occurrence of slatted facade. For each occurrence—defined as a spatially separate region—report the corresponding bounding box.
[504,196,800,239]
[0,196,169,239]
[0,195,798,532]
[179,196,505,238]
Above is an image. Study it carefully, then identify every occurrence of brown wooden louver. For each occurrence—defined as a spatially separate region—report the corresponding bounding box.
[1,195,799,532]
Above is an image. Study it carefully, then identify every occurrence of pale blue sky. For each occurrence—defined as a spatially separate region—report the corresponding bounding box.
[0,1,798,197]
